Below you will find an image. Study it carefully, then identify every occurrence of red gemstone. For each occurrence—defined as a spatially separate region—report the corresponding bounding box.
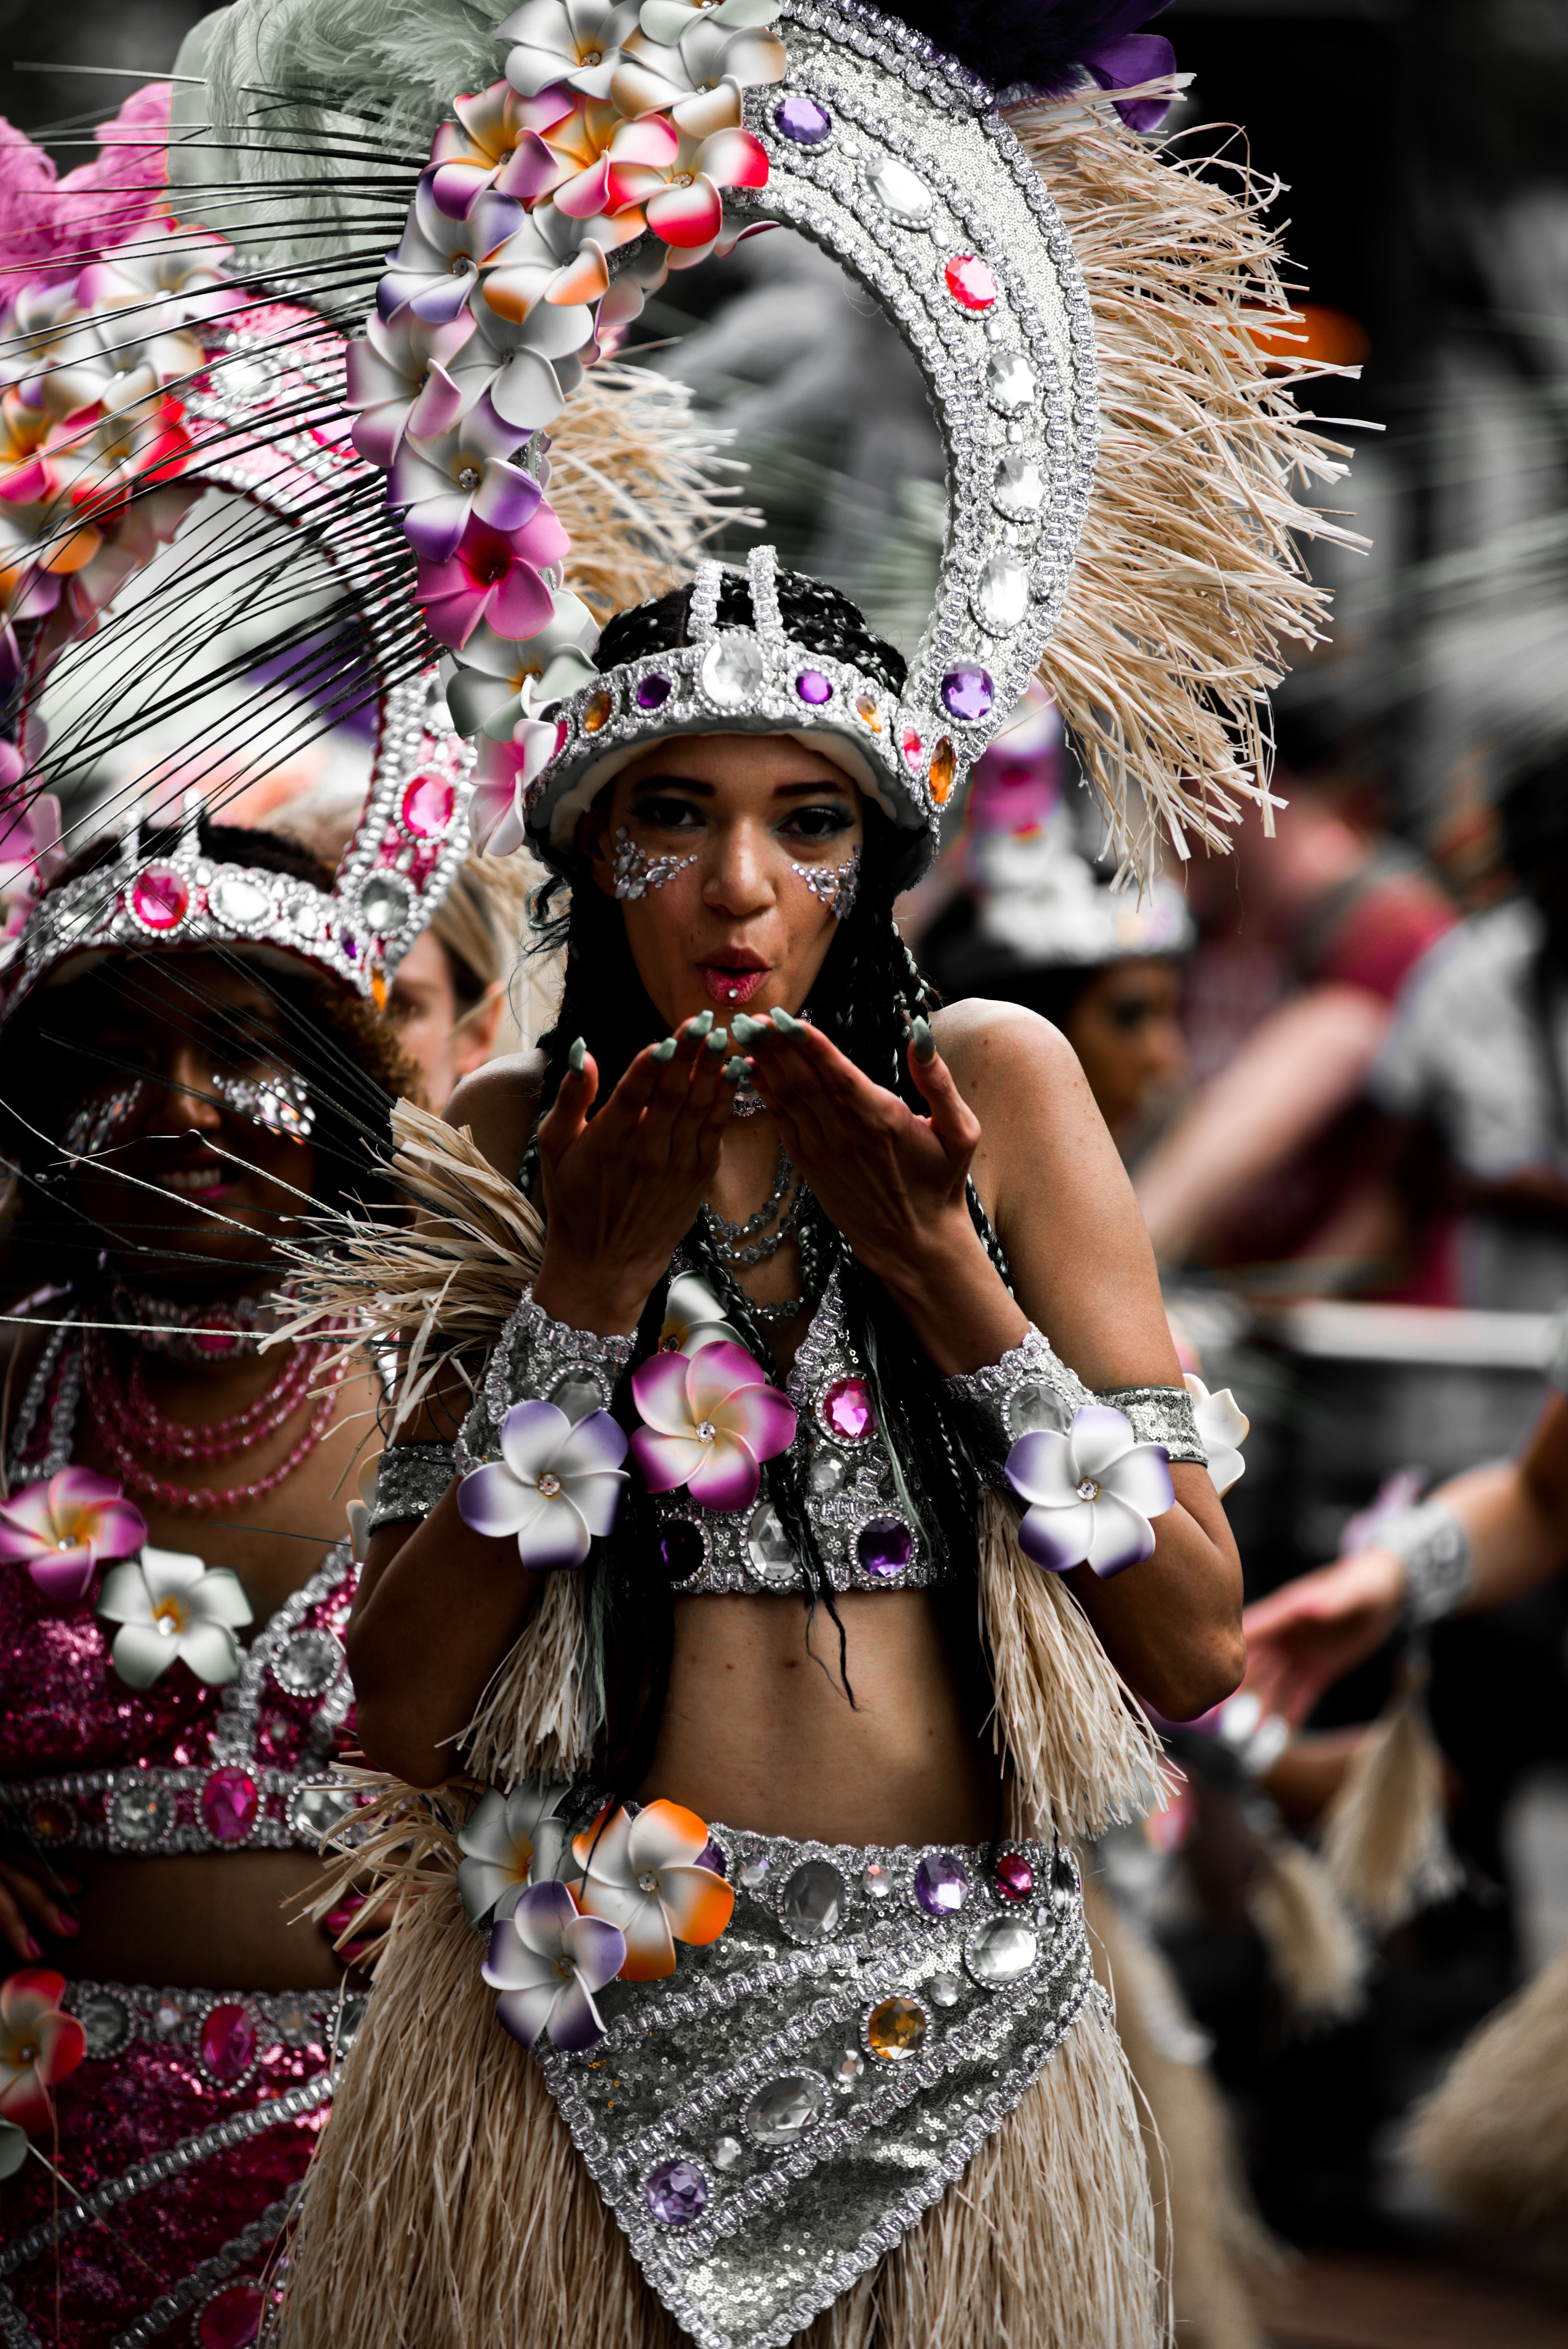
[944,254,998,312]
[900,726,923,771]
[201,1766,259,1845]
[822,1376,875,1442]
[401,773,455,839]
[196,2281,265,2349]
[198,2000,257,2084]
[995,1852,1034,1903]
[131,865,189,930]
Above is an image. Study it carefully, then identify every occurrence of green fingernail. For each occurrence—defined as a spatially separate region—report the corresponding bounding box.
[911,1017,935,1062]
[651,1037,677,1063]
[730,1012,766,1046]
[569,1036,586,1073]
[770,1005,805,1035]
[688,1011,715,1039]
[723,1055,747,1082]
[706,1027,730,1054]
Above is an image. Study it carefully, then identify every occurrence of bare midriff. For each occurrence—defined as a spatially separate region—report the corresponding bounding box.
[52,1848,347,1992]
[640,1589,995,1847]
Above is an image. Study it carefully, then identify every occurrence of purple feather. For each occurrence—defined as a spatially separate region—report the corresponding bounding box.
[886,0,1173,109]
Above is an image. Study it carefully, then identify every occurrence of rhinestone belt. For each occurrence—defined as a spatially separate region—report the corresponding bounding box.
[1,1765,362,1856]
[533,1822,1098,2349]
[59,1977,363,2085]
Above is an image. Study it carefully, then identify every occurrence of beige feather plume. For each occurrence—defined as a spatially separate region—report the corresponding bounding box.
[1318,1663,1463,1936]
[1247,1828,1368,2030]
[1406,1938,1568,2233]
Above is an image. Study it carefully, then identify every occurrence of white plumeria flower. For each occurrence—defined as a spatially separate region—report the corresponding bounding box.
[481,1878,627,2051]
[96,1548,254,1688]
[496,0,643,101]
[1184,1374,1248,1498]
[458,1779,577,1927]
[574,1798,734,1978]
[442,588,599,740]
[457,1399,628,1569]
[613,7,785,114]
[1005,1404,1175,1580]
[658,1270,743,1357]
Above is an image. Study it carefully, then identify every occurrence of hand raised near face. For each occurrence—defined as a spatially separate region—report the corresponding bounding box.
[533,1017,736,1336]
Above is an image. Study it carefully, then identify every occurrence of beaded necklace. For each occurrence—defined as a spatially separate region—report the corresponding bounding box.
[82,1324,349,1511]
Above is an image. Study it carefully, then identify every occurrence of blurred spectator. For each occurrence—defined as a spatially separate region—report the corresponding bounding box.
[1134,715,1456,1298]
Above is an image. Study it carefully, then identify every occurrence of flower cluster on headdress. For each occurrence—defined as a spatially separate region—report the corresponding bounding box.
[0,218,235,698]
[350,0,786,850]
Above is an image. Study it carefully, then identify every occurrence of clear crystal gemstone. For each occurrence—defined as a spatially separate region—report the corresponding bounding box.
[929,1971,961,2007]
[992,451,1047,517]
[1009,1381,1069,1437]
[208,873,273,927]
[973,556,1030,634]
[986,351,1036,414]
[737,1839,772,1890]
[548,1371,603,1423]
[861,1859,893,1901]
[746,1501,799,1586]
[778,1859,847,1940]
[109,1784,173,1846]
[809,1451,846,1494]
[744,2070,828,2147]
[712,2133,744,2171]
[359,872,413,934]
[77,1992,132,2059]
[866,157,933,225]
[290,1783,354,1841]
[1076,1478,1099,1502]
[273,1629,340,1695]
[966,1916,1039,1985]
[835,2047,864,2087]
[701,634,765,709]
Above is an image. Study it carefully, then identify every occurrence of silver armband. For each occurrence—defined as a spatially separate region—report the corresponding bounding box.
[458,1286,635,1469]
[1377,1497,1475,1629]
[944,1325,1091,1483]
[1096,1385,1207,1467]
[367,1441,458,1532]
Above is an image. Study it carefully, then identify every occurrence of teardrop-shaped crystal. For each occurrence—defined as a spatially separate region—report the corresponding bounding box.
[972,556,1030,634]
[986,351,1036,415]
[992,451,1047,517]
[866,157,933,226]
[701,634,766,709]
[747,1500,799,1585]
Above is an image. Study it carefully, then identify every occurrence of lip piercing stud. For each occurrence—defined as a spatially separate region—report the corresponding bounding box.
[791,844,861,921]
[613,828,698,901]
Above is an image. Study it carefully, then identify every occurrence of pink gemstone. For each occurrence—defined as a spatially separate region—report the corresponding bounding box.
[198,2000,257,2084]
[131,864,189,930]
[822,1376,875,1442]
[401,772,455,838]
[944,254,998,312]
[257,1711,301,1762]
[197,1330,237,1355]
[995,1852,1034,1903]
[901,727,923,771]
[196,2281,265,2349]
[201,1766,259,1845]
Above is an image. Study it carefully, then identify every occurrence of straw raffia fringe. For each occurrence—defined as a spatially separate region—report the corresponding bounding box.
[1012,90,1360,879]
[1405,1938,1568,2233]
[280,1853,1163,2349]
[1317,1665,1462,1937]
[1245,1830,1367,2030]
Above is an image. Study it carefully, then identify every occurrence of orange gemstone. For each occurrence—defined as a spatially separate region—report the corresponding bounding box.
[29,1799,73,1842]
[854,690,882,733]
[866,1994,927,2061]
[930,738,956,804]
[370,969,388,1011]
[583,687,613,734]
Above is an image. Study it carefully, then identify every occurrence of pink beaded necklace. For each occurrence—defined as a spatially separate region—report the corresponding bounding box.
[83,1327,350,1510]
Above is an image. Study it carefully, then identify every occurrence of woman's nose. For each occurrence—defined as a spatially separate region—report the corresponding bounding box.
[702,824,773,918]
[164,1045,223,1128]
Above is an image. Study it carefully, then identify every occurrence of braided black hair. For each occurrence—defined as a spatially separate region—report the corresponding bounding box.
[596,572,909,701]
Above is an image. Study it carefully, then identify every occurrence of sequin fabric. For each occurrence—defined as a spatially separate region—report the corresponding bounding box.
[531,1816,1098,2349]
[0,1981,356,2349]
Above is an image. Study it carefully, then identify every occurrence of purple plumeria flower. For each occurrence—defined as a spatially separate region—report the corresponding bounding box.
[1006,1403,1174,1579]
[458,1398,628,1568]
[481,1878,627,2051]
[378,174,524,326]
[343,310,477,470]
[387,390,541,565]
[630,1340,796,1515]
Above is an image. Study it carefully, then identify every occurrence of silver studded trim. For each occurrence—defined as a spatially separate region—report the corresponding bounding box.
[460,1285,633,1472]
[944,1322,1092,1483]
[1095,1385,1207,1466]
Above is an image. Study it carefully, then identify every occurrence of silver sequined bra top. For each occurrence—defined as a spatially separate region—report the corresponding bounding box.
[452,1269,1208,1600]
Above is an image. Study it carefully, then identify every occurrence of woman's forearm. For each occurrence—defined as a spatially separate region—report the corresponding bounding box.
[1066,1463,1244,1721]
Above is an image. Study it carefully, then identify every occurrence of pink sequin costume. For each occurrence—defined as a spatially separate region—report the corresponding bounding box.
[0,1319,363,2349]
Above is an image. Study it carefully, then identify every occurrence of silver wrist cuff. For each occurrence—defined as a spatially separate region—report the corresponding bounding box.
[367,1441,457,1532]
[944,1324,1092,1483]
[459,1285,635,1469]
[1378,1497,1475,1629]
[1095,1385,1207,1467]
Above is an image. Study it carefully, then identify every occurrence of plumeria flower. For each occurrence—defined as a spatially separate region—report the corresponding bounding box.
[563,91,768,250]
[0,1467,147,1604]
[378,175,524,327]
[1006,1403,1175,1579]
[482,1878,627,2050]
[39,473,200,649]
[344,310,478,470]
[388,392,540,564]
[430,82,577,218]
[573,1798,733,1978]
[0,763,62,940]
[458,1779,577,1926]
[75,222,235,331]
[630,1339,795,1513]
[96,1546,254,1687]
[453,280,597,436]
[1184,1374,1249,1499]
[612,16,786,115]
[458,1397,628,1568]
[639,0,779,43]
[496,0,643,102]
[0,2114,27,2178]
[469,719,567,854]
[443,588,599,738]
[658,1270,743,1356]
[0,1969,85,2133]
[415,497,570,650]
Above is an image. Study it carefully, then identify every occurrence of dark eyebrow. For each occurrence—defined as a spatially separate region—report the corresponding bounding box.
[627,774,854,800]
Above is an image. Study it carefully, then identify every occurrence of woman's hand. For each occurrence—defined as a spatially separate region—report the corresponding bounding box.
[534,1018,736,1335]
[1239,1548,1407,1729]
[0,1849,79,1960]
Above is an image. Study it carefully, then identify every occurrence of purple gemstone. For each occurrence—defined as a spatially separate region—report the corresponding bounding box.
[795,668,832,706]
[774,94,832,145]
[914,1850,970,1917]
[659,1520,705,1582]
[822,1376,874,1441]
[856,1515,913,1579]
[697,1838,727,1877]
[940,664,994,724]
[646,2158,709,2225]
[636,672,672,711]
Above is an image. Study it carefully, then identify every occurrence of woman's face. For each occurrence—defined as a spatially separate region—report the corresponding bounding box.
[1062,958,1188,1144]
[387,930,500,1113]
[46,952,321,1289]
[583,733,866,1028]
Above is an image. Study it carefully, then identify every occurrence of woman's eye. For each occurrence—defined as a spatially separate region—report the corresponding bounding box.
[631,796,704,832]
[780,806,853,843]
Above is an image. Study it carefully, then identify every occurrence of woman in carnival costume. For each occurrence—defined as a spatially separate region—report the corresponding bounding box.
[123,0,1352,2338]
[0,86,720,2349]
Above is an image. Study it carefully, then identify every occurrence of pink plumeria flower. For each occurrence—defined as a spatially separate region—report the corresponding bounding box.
[388,390,540,564]
[482,1877,627,2050]
[630,1339,795,1513]
[496,0,643,102]
[429,82,574,219]
[573,1798,734,1979]
[444,588,599,739]
[344,310,477,470]
[469,718,567,854]
[414,497,570,650]
[0,1467,147,1604]
[0,1968,85,2135]
[458,1398,629,1568]
[96,1546,254,1687]
[378,175,524,327]
[458,1778,577,1927]
[563,91,768,250]
[1184,1374,1248,1499]
[1006,1403,1175,1579]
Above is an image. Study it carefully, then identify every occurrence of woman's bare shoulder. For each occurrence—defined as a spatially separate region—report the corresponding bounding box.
[931,996,1087,1118]
[442,1050,546,1179]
